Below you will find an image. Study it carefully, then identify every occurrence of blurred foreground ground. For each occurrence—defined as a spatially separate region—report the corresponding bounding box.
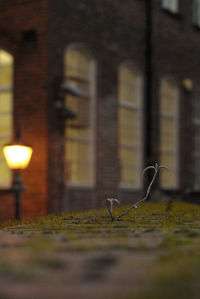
[1,201,200,298]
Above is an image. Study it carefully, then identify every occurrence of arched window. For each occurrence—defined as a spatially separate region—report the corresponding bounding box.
[118,64,143,188]
[0,49,13,188]
[160,77,179,189]
[64,46,96,187]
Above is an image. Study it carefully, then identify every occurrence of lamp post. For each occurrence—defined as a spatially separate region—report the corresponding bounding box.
[3,143,33,220]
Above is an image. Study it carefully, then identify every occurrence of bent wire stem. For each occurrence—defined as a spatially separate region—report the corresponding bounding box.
[105,163,169,221]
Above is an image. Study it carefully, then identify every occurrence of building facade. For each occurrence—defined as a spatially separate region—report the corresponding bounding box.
[0,0,200,220]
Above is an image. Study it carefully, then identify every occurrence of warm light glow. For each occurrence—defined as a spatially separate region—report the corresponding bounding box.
[3,144,33,170]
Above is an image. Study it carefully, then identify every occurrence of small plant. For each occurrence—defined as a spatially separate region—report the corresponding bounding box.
[105,198,120,222]
[105,163,169,221]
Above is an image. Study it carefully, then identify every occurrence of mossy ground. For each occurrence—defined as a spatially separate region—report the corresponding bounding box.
[1,201,200,298]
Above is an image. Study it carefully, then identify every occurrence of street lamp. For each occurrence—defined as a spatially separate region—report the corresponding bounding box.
[3,142,33,220]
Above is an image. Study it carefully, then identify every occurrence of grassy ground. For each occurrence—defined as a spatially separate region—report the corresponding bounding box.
[1,201,200,298]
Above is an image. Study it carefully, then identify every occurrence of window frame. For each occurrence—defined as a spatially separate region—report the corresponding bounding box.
[64,44,97,188]
[118,63,144,190]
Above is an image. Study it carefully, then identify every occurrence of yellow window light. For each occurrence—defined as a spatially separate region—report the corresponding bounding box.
[3,144,33,170]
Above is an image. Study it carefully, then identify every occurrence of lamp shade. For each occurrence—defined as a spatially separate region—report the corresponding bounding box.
[3,144,33,170]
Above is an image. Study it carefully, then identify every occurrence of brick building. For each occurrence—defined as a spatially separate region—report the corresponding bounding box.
[0,0,200,220]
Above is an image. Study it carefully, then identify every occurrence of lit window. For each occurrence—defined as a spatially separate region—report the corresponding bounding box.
[193,0,200,26]
[160,78,179,189]
[64,47,96,187]
[0,49,13,188]
[118,64,143,188]
[192,88,200,190]
[162,0,179,13]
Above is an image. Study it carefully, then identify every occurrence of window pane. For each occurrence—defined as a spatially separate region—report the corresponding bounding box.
[77,161,90,183]
[0,50,13,88]
[160,117,175,134]
[0,158,11,186]
[66,141,89,164]
[119,106,138,147]
[66,140,78,161]
[0,65,12,87]
[78,142,89,162]
[119,107,137,125]
[65,48,89,81]
[0,92,12,113]
[0,138,12,186]
[0,114,12,135]
[161,94,174,114]
[160,131,174,151]
[65,95,90,129]
[0,50,13,65]
[120,148,137,185]
[119,66,137,105]
[119,82,136,104]
[65,140,91,184]
[66,160,78,182]
[120,147,136,166]
[119,126,138,147]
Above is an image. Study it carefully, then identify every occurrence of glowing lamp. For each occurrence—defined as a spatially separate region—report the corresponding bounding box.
[3,144,33,170]
[2,142,33,220]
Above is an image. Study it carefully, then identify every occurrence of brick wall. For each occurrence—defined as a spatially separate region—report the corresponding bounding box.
[0,0,49,220]
[48,0,200,211]
[47,0,147,212]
